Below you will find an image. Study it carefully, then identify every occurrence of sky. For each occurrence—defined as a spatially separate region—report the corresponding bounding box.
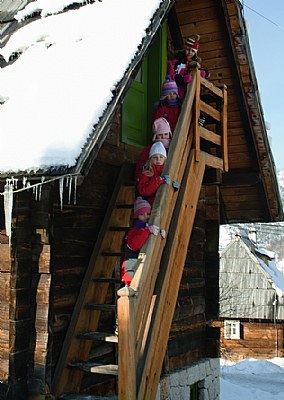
[0,0,161,173]
[243,1,284,171]
[220,357,284,400]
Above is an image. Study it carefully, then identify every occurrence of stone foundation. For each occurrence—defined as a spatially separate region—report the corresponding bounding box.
[156,358,220,400]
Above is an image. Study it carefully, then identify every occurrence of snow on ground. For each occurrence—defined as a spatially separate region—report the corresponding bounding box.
[220,358,284,400]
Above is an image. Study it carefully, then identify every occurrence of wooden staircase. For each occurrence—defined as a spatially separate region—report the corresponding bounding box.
[52,69,227,399]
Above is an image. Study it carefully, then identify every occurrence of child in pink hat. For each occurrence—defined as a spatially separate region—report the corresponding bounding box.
[134,117,172,184]
[121,197,159,287]
[151,78,182,133]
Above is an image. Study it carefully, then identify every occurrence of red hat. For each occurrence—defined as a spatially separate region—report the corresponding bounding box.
[184,34,200,52]
[134,197,151,218]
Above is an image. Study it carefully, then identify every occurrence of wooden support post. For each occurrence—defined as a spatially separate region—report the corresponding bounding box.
[117,286,136,400]
[221,84,228,171]
[195,68,201,162]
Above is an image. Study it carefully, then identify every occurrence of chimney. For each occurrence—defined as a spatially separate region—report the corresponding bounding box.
[248,228,257,245]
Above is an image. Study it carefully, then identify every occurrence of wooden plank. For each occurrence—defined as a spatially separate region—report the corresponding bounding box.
[195,69,201,162]
[200,126,221,145]
[221,84,228,171]
[205,153,224,170]
[117,290,136,400]
[200,77,223,98]
[200,100,221,121]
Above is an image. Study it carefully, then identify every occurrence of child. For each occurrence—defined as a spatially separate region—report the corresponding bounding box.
[166,34,210,100]
[120,197,159,287]
[151,79,182,133]
[134,117,172,184]
[136,141,170,207]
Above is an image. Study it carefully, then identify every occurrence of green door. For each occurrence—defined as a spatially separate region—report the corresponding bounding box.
[122,22,167,147]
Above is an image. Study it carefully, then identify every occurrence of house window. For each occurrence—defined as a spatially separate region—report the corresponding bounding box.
[224,320,240,339]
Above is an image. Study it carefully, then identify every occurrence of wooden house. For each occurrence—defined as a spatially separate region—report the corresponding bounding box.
[0,1,283,399]
[217,234,284,361]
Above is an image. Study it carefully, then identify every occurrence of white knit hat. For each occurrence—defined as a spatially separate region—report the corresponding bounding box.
[149,142,167,159]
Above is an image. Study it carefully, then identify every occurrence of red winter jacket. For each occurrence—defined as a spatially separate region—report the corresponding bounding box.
[136,164,165,206]
[152,104,180,133]
[125,224,151,252]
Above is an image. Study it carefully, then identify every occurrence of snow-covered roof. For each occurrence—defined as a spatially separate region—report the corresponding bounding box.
[0,0,164,174]
[241,236,284,297]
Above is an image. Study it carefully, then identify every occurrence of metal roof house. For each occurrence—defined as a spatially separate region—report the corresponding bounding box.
[217,234,284,361]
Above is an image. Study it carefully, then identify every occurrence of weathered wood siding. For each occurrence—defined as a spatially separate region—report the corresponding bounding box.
[174,0,280,222]
[220,239,284,319]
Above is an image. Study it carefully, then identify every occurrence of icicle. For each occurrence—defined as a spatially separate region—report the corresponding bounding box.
[59,176,64,211]
[38,176,45,201]
[68,175,72,205]
[73,175,78,205]
[4,179,13,245]
[33,185,38,200]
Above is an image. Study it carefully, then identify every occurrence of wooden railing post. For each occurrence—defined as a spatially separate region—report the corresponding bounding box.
[194,67,201,162]
[117,286,137,400]
[221,84,228,171]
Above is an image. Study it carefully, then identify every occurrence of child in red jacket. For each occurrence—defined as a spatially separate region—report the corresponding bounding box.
[136,141,170,207]
[121,197,159,287]
[134,117,172,184]
[151,79,181,133]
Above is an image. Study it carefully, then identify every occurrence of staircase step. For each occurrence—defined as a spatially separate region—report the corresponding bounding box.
[85,303,116,312]
[77,331,118,343]
[109,226,129,231]
[59,394,117,399]
[92,277,120,284]
[116,203,134,209]
[69,362,118,375]
[101,251,124,257]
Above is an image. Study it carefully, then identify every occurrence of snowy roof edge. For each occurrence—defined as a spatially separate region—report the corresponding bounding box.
[73,0,174,177]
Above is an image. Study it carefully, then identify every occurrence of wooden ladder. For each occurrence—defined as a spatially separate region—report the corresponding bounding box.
[52,164,135,399]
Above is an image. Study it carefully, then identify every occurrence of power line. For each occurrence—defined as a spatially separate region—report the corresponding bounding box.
[244,3,284,31]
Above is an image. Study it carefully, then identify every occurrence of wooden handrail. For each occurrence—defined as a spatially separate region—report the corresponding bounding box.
[117,69,228,399]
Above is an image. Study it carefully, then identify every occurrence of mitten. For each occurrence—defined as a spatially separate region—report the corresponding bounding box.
[161,175,171,185]
[184,73,193,84]
[160,229,166,239]
[172,181,179,191]
[148,225,159,236]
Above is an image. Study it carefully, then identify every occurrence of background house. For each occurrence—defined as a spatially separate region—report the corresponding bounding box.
[0,1,283,399]
[217,233,284,361]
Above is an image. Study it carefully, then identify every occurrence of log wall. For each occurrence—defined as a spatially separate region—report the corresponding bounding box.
[216,321,283,361]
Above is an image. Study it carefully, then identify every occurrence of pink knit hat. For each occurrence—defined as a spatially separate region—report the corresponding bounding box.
[134,197,151,218]
[160,79,179,100]
[152,117,172,141]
